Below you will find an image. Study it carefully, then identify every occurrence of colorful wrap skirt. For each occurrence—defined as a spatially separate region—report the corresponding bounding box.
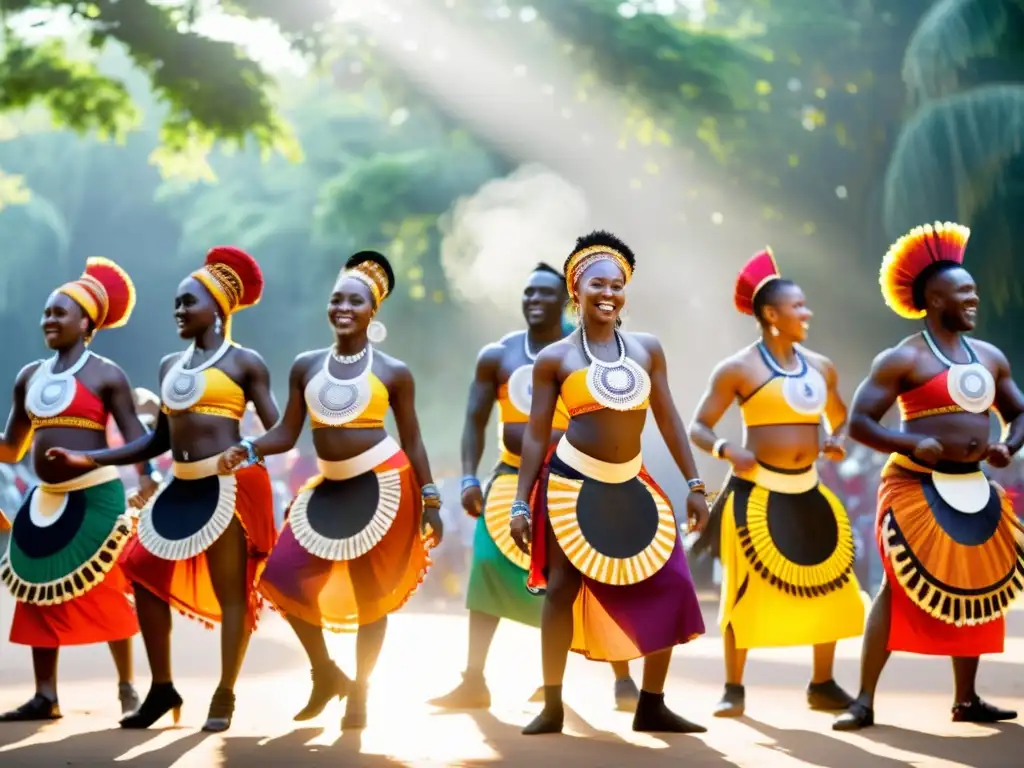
[465,459,542,627]
[715,462,865,649]
[878,455,1024,656]
[1,466,138,647]
[0,508,9,533]
[124,455,275,628]
[527,437,705,662]
[258,436,434,632]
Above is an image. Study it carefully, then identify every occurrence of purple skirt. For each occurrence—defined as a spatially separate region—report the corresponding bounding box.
[539,451,705,661]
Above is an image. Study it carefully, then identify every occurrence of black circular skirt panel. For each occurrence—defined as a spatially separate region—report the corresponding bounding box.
[137,474,238,561]
[305,474,380,540]
[11,488,88,559]
[149,476,222,542]
[576,478,660,559]
[287,468,404,562]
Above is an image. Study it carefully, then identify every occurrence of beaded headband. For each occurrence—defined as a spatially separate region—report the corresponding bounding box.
[565,246,633,300]
[192,263,244,317]
[341,261,390,307]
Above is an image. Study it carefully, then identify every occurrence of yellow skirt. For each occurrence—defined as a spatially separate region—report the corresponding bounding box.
[717,463,866,649]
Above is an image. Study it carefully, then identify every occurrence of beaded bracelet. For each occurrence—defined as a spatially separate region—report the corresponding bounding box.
[510,500,531,518]
[461,476,481,492]
[687,477,707,495]
[240,438,263,466]
[421,483,441,499]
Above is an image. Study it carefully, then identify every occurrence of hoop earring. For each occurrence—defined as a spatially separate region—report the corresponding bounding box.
[367,319,387,344]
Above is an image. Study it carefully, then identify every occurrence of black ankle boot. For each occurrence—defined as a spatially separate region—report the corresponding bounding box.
[120,683,182,729]
[294,662,350,721]
[522,685,564,735]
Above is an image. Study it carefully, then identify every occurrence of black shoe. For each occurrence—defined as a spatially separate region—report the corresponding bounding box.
[614,677,640,712]
[713,683,744,718]
[201,687,235,733]
[633,690,706,733]
[120,683,182,729]
[428,671,491,710]
[807,679,855,711]
[833,701,874,731]
[952,696,1017,723]
[0,693,61,722]
[294,662,350,721]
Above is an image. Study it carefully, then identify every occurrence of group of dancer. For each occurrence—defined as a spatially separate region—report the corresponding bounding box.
[0,221,1021,738]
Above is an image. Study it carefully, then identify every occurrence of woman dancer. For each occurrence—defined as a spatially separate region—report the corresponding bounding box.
[834,222,1024,730]
[509,230,708,735]
[46,246,279,732]
[218,251,441,730]
[0,259,144,721]
[689,248,863,718]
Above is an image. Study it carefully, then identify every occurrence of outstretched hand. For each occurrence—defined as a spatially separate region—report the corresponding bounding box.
[45,447,97,470]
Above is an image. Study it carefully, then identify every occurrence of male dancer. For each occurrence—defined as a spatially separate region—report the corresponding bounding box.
[430,263,638,711]
[834,222,1024,730]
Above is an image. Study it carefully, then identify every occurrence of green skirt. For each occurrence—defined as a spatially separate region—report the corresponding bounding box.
[0,476,130,605]
[465,463,542,627]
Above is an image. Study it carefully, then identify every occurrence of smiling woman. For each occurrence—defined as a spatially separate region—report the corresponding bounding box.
[0,258,148,723]
[215,250,441,732]
[688,247,863,719]
[45,246,280,734]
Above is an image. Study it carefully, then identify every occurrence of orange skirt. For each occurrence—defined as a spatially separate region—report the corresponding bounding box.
[123,459,275,628]
[0,508,10,533]
[877,456,1024,656]
[258,439,434,632]
[10,562,138,647]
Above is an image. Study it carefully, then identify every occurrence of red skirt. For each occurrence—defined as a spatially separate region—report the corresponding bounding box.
[10,562,138,647]
[123,461,276,629]
[877,456,1023,656]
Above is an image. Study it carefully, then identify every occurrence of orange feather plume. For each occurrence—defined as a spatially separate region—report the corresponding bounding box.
[879,222,970,319]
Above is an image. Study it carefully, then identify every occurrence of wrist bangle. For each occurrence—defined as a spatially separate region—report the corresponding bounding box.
[421,483,440,499]
[240,438,263,466]
[461,476,480,492]
[510,500,531,519]
[712,438,728,459]
[687,478,706,495]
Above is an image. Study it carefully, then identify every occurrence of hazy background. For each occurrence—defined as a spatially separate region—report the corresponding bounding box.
[2,0,1022,503]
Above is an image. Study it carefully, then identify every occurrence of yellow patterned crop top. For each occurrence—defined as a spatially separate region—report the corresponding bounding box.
[558,363,651,417]
[739,343,826,428]
[497,363,570,430]
[160,343,247,421]
[304,349,390,430]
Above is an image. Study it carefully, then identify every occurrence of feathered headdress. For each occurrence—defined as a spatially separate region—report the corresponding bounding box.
[563,230,636,301]
[191,246,264,338]
[58,257,136,332]
[880,222,970,319]
[733,247,781,316]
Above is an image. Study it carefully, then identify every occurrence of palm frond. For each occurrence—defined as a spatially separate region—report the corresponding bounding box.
[883,84,1024,238]
[902,0,1024,104]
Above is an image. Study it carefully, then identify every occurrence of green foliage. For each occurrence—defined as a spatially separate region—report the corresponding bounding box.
[885,0,1024,337]
[0,0,327,173]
